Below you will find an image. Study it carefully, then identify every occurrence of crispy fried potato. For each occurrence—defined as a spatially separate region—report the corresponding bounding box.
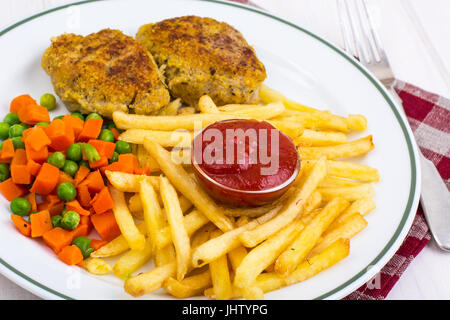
[329,198,375,228]
[274,198,349,275]
[299,135,374,159]
[109,186,146,250]
[113,238,153,279]
[124,262,176,297]
[228,246,248,273]
[105,170,159,193]
[209,230,233,300]
[164,271,212,298]
[259,84,317,112]
[198,95,219,114]
[219,102,284,119]
[302,159,379,182]
[319,183,375,202]
[295,129,347,146]
[158,98,182,116]
[84,258,112,275]
[119,129,193,147]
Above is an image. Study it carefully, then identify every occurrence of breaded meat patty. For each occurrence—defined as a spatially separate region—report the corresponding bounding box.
[136,16,267,106]
[42,29,170,117]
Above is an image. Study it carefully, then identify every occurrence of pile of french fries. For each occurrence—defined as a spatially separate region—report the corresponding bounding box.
[84,84,379,300]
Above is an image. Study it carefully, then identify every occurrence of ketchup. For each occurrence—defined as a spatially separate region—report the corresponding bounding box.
[192,119,299,206]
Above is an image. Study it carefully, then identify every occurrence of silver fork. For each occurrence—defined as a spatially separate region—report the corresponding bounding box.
[337,0,450,251]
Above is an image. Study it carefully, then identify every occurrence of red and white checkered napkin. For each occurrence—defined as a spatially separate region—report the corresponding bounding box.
[345,80,450,300]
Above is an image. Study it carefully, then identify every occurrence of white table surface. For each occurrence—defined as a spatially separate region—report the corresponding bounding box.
[0,0,449,300]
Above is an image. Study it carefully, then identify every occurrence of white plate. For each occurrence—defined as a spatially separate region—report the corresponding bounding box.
[0,0,420,300]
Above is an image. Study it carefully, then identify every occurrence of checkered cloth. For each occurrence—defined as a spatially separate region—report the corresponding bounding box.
[230,0,449,299]
[345,80,449,299]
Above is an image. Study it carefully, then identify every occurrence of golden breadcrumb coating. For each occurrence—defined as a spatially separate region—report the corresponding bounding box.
[136,16,267,106]
[42,29,170,117]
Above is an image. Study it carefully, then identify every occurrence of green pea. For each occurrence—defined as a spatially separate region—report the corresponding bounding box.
[0,141,3,150]
[67,143,82,162]
[0,122,10,140]
[40,93,57,111]
[99,129,114,142]
[47,152,66,169]
[79,160,90,168]
[0,164,10,182]
[35,122,49,127]
[57,182,77,201]
[106,122,117,130]
[61,210,80,230]
[71,112,84,121]
[63,160,79,177]
[3,113,20,126]
[115,141,131,154]
[8,124,25,138]
[53,115,64,121]
[72,236,93,259]
[51,215,62,228]
[81,143,100,162]
[11,137,25,150]
[10,197,31,216]
[109,151,119,163]
[85,113,102,120]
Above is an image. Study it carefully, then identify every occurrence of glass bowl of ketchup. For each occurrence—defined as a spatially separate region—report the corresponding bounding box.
[191,119,300,207]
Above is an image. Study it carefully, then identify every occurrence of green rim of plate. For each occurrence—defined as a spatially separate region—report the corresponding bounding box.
[0,0,418,300]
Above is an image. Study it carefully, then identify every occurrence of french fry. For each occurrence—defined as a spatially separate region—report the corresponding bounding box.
[158,98,181,116]
[90,222,146,258]
[124,262,176,297]
[242,286,264,300]
[113,111,245,131]
[295,129,347,146]
[329,198,375,228]
[234,219,304,289]
[259,84,317,112]
[302,159,379,182]
[109,186,146,251]
[284,238,350,285]
[164,271,212,298]
[137,144,160,172]
[105,170,160,193]
[144,139,234,231]
[191,205,282,267]
[274,198,349,275]
[191,223,216,249]
[309,213,367,256]
[139,178,164,253]
[238,158,326,247]
[128,193,143,213]
[279,111,349,132]
[113,238,153,279]
[228,246,248,273]
[198,95,219,114]
[156,210,209,250]
[160,176,191,280]
[119,129,193,147]
[179,106,196,115]
[299,135,374,159]
[219,102,285,119]
[209,230,233,300]
[84,258,112,275]
[319,176,363,188]
[268,119,304,139]
[319,183,375,202]
[155,244,176,268]
[347,114,367,131]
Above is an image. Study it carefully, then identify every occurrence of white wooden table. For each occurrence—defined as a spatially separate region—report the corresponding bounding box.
[1,0,449,300]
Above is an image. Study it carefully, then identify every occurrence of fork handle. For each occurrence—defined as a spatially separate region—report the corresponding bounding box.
[389,87,450,250]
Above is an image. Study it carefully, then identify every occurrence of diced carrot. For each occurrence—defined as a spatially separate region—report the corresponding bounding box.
[77,184,92,208]
[25,140,48,163]
[70,223,90,239]
[88,140,116,159]
[30,163,60,195]
[66,199,90,216]
[110,128,120,140]
[10,149,32,184]
[43,227,73,253]
[0,178,27,201]
[27,192,38,212]
[24,127,51,151]
[91,186,114,215]
[134,167,150,176]
[74,165,90,186]
[18,104,50,125]
[90,239,108,251]
[80,215,93,234]
[30,210,52,238]
[59,171,75,185]
[89,156,108,169]
[58,245,84,266]
[77,119,103,142]
[45,119,74,151]
[10,214,31,237]
[90,211,121,242]
[100,161,127,174]
[79,170,104,193]
[37,201,64,217]
[118,154,140,173]
[26,158,42,176]
[63,114,84,137]
[10,94,36,113]
[0,139,15,161]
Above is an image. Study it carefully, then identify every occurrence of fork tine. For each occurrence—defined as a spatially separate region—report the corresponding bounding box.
[336,0,358,59]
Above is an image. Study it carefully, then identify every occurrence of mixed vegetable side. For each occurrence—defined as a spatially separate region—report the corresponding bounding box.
[0,94,151,266]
